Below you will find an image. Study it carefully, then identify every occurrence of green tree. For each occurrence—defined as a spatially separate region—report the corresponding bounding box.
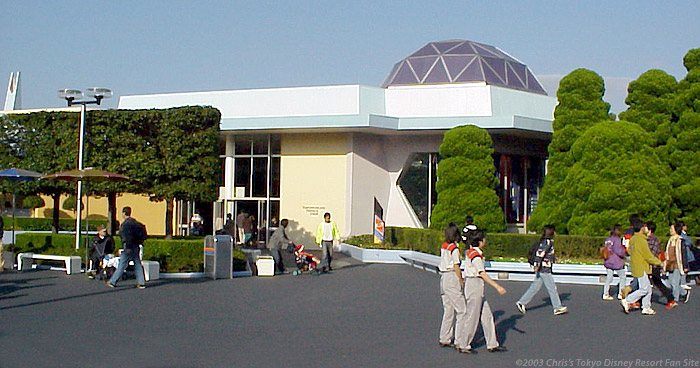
[430,125,505,232]
[618,69,679,162]
[528,69,611,233]
[670,47,700,233]
[563,121,674,235]
[84,109,158,234]
[0,112,78,233]
[149,107,221,238]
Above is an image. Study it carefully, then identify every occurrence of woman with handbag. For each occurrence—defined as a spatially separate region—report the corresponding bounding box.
[602,224,626,300]
[665,222,689,308]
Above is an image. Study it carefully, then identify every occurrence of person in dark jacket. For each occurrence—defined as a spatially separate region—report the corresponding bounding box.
[107,207,147,289]
[87,226,115,279]
[0,215,4,271]
[516,225,568,316]
[267,218,293,274]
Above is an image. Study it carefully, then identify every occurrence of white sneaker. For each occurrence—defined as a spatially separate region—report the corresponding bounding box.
[602,294,614,301]
[681,285,691,290]
[516,301,527,314]
[641,308,656,315]
[620,299,630,314]
[617,293,624,300]
[553,306,568,315]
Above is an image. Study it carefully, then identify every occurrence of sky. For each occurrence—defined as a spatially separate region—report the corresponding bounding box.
[1,1,699,114]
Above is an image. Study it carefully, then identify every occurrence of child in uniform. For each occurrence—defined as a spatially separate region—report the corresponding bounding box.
[460,230,508,354]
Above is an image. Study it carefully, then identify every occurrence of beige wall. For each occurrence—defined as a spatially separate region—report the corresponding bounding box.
[36,193,168,235]
[279,133,349,247]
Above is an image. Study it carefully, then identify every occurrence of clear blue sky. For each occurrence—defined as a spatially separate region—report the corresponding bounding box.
[2,1,699,113]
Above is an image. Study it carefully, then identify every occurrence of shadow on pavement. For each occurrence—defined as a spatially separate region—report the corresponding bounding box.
[0,277,209,311]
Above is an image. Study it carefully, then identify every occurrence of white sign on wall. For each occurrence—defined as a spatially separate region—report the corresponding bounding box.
[302,205,326,217]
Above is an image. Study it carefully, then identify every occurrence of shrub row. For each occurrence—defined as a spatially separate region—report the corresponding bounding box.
[1,216,108,232]
[346,227,618,261]
[9,233,224,273]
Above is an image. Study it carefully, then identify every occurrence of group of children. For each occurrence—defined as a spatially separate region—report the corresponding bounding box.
[438,218,507,354]
[438,218,579,354]
[603,215,697,315]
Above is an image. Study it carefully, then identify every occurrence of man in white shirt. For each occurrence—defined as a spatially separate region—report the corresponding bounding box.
[315,212,339,273]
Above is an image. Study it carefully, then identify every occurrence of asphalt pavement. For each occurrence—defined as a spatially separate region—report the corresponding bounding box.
[1,253,699,368]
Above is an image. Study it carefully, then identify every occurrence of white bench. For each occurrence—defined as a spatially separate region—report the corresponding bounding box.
[17,253,82,275]
[141,260,160,281]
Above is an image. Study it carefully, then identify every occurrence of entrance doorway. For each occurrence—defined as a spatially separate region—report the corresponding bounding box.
[217,199,280,247]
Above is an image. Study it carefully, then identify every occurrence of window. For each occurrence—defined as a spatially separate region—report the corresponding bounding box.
[229,134,281,200]
[397,152,438,228]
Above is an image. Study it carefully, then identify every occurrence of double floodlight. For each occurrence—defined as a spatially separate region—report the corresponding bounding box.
[57,87,113,105]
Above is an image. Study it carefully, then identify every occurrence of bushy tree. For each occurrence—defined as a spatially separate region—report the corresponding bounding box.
[0,112,78,232]
[528,69,612,233]
[619,69,679,161]
[430,125,505,232]
[670,48,700,233]
[0,107,221,238]
[564,121,674,235]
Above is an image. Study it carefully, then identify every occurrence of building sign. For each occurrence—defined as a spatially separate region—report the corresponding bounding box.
[373,198,384,245]
[303,205,326,217]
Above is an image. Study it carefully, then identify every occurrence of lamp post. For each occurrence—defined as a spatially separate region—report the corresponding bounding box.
[57,87,112,250]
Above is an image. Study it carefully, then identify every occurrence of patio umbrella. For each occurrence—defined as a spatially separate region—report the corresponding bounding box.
[0,168,44,246]
[41,168,130,253]
[41,168,129,182]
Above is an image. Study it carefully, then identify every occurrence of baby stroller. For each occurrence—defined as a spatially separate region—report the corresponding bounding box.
[98,254,118,281]
[293,244,320,276]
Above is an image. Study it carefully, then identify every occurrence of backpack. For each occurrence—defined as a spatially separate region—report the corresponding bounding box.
[527,240,540,265]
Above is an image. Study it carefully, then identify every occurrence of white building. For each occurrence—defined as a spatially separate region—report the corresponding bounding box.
[119,40,556,244]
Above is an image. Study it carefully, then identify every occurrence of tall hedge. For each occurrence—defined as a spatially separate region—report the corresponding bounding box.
[529,69,612,233]
[671,48,700,233]
[564,121,674,235]
[0,107,221,237]
[430,125,505,232]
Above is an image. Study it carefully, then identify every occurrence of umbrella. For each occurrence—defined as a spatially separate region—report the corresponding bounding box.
[0,168,44,246]
[41,168,130,253]
[41,168,129,182]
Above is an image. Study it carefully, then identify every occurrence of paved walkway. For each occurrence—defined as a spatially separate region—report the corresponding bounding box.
[1,254,698,368]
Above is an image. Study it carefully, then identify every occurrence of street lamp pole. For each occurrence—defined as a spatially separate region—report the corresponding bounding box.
[57,88,112,250]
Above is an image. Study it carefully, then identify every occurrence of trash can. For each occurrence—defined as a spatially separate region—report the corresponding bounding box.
[204,235,233,279]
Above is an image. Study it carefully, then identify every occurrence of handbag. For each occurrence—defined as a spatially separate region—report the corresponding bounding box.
[600,245,610,260]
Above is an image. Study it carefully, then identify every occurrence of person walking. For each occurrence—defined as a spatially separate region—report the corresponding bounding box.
[236,210,247,245]
[665,222,690,307]
[0,215,4,271]
[602,224,627,300]
[315,212,339,273]
[645,222,675,309]
[516,225,568,316]
[679,221,694,291]
[268,219,293,274]
[620,219,663,315]
[106,207,148,289]
[460,229,507,354]
[224,213,236,238]
[242,213,255,246]
[438,224,466,350]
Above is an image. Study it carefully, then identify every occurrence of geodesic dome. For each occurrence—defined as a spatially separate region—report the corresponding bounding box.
[381,39,547,95]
